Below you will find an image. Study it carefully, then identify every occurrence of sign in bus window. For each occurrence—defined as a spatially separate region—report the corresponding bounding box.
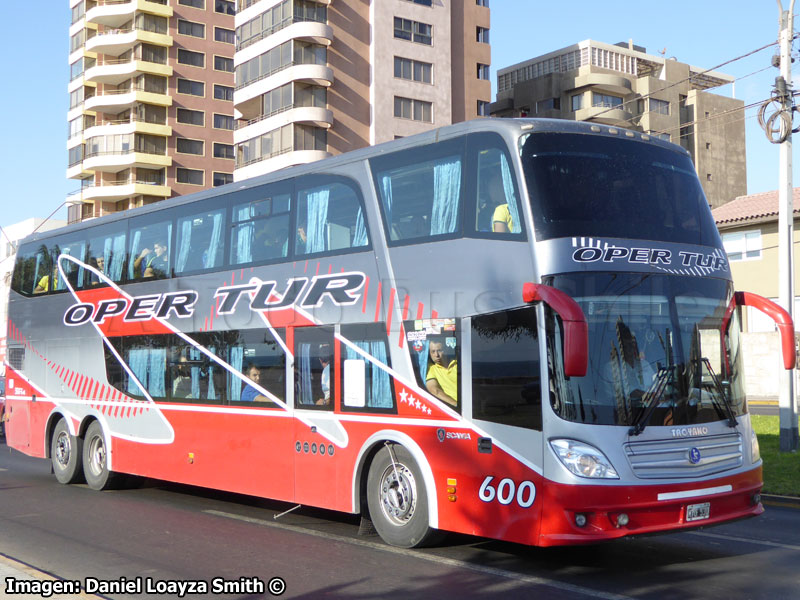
[471,307,541,431]
[340,323,394,412]
[296,181,369,255]
[404,318,459,409]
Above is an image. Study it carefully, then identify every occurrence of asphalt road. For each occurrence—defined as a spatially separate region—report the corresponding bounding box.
[0,441,799,600]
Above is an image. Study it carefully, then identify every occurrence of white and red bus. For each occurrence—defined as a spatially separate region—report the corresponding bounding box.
[4,119,793,547]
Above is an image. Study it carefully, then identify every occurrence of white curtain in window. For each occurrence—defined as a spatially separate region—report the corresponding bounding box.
[234,206,253,264]
[500,154,522,234]
[204,212,224,268]
[430,158,461,235]
[304,187,330,253]
[128,230,142,279]
[229,346,243,401]
[346,341,391,408]
[176,219,193,272]
[299,343,313,404]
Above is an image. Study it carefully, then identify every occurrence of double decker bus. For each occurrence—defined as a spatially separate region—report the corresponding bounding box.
[4,119,793,548]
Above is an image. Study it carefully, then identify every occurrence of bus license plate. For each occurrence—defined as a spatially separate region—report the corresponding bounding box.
[686,502,710,522]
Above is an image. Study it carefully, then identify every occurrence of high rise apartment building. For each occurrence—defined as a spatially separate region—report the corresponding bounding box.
[233,0,491,181]
[67,0,236,224]
[492,40,746,208]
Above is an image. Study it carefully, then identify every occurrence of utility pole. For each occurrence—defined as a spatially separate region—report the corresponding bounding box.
[777,0,798,451]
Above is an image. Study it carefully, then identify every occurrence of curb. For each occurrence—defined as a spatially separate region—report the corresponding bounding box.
[762,494,800,510]
[0,553,103,599]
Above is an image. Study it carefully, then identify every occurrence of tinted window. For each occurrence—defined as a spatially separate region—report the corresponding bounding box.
[49,237,87,292]
[295,326,334,410]
[175,205,225,273]
[341,323,394,412]
[404,318,460,411]
[371,138,465,243]
[230,182,292,265]
[472,135,524,236]
[12,243,50,296]
[296,178,369,255]
[128,217,173,280]
[520,132,720,245]
[472,307,541,430]
[227,329,286,406]
[82,224,126,288]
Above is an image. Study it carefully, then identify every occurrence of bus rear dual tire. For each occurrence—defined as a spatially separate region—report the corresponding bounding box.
[366,445,441,548]
[51,419,121,490]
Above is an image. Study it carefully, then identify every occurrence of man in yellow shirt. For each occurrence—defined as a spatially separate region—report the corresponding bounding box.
[425,339,457,407]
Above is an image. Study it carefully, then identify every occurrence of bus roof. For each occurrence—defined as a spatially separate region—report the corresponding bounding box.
[26,118,688,245]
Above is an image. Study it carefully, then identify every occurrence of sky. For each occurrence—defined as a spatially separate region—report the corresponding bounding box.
[0,0,797,230]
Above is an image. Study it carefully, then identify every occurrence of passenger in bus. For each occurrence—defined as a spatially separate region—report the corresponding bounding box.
[483,172,513,233]
[88,255,106,285]
[239,363,271,403]
[172,355,194,399]
[255,219,288,260]
[317,344,331,406]
[33,272,55,294]
[134,239,169,278]
[425,337,457,407]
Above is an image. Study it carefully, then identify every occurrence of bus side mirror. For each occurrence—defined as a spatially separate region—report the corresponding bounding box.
[523,282,588,377]
[725,291,796,370]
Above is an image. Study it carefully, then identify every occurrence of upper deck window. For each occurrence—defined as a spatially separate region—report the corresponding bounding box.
[370,138,465,243]
[128,218,173,280]
[230,183,293,266]
[175,205,226,274]
[520,132,720,245]
[295,179,369,256]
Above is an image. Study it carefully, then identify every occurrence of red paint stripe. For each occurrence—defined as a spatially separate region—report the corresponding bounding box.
[402,294,411,321]
[386,288,396,337]
[328,264,333,274]
[361,277,370,313]
[304,260,308,273]
[417,302,424,319]
[398,322,406,349]
[76,376,87,398]
[373,282,382,322]
[431,310,439,319]
[315,262,320,276]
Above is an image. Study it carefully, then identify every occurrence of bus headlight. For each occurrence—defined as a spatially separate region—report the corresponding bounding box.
[550,439,619,479]
[751,429,761,463]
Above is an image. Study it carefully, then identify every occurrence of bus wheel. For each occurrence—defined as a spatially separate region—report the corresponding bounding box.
[82,422,119,490]
[366,444,437,548]
[51,418,84,485]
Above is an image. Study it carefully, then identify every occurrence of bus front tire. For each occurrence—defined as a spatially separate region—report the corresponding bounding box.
[366,445,438,548]
[82,422,120,490]
[51,418,84,485]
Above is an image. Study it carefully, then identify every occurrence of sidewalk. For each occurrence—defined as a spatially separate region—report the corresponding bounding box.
[0,554,101,600]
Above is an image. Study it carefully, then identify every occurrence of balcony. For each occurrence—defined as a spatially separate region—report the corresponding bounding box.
[86,26,172,57]
[238,20,333,55]
[85,57,171,85]
[235,106,332,144]
[235,63,333,107]
[575,105,634,126]
[83,149,171,173]
[85,116,171,139]
[86,0,172,29]
[571,72,633,96]
[85,87,172,113]
[69,179,171,202]
[234,150,331,182]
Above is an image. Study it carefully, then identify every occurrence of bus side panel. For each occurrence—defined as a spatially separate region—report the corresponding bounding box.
[4,398,32,454]
[111,409,295,502]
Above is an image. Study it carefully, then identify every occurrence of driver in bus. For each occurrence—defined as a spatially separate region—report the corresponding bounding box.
[425,337,457,407]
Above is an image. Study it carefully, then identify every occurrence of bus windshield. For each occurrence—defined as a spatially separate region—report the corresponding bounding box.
[520,132,721,245]
[546,272,746,428]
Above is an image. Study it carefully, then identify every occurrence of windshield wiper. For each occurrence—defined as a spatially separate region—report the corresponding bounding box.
[628,366,674,437]
[698,358,738,428]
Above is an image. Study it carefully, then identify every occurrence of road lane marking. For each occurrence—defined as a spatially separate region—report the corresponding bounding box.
[686,531,800,551]
[204,509,633,600]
